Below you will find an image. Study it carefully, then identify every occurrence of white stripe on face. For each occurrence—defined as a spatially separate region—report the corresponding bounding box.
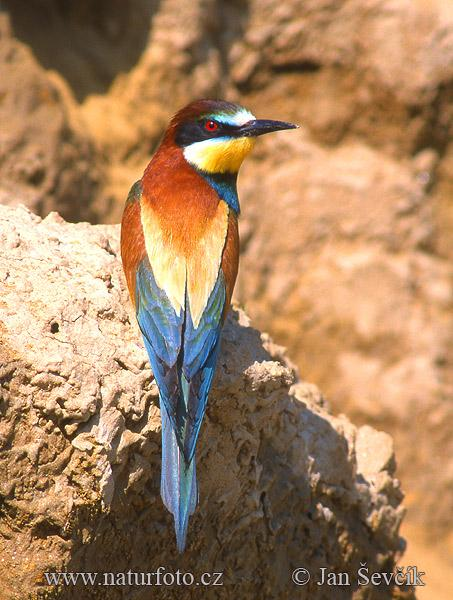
[205,108,256,126]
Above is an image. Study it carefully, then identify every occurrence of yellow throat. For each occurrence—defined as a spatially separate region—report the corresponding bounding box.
[183,136,256,174]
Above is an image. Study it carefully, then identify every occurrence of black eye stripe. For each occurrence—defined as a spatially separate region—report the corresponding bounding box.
[175,118,242,147]
[201,119,240,134]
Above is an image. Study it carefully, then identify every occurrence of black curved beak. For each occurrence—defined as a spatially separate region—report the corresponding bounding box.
[238,119,299,137]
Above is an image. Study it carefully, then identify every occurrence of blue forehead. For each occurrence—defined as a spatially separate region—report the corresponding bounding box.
[204,108,255,127]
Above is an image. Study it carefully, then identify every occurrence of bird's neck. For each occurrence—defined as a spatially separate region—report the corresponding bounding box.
[142,144,240,214]
[195,170,240,214]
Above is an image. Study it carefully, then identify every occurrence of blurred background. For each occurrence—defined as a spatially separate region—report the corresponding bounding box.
[0,1,452,597]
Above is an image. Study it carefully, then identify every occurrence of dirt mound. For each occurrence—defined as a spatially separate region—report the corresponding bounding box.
[0,204,410,600]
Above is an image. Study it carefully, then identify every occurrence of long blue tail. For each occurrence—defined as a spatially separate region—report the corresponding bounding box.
[160,405,198,552]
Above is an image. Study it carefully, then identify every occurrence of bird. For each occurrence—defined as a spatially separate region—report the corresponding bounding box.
[120,99,297,552]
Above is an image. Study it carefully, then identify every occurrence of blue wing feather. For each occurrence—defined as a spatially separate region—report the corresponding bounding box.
[135,258,184,432]
[134,255,226,552]
[181,273,225,461]
[183,273,225,379]
[136,258,183,368]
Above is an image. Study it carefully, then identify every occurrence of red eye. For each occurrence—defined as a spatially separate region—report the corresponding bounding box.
[204,120,218,132]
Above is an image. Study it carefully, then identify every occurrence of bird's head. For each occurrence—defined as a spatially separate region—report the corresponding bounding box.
[165,99,298,174]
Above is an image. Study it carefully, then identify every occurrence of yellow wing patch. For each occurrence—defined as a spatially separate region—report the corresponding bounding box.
[141,202,229,328]
[140,208,187,314]
[183,137,255,174]
[186,203,229,327]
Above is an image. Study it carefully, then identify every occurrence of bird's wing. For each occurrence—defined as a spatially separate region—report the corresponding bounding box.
[135,258,184,415]
[121,181,184,433]
[180,271,226,462]
[178,209,239,462]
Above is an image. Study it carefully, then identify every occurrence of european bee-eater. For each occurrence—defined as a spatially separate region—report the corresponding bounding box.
[120,99,297,552]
